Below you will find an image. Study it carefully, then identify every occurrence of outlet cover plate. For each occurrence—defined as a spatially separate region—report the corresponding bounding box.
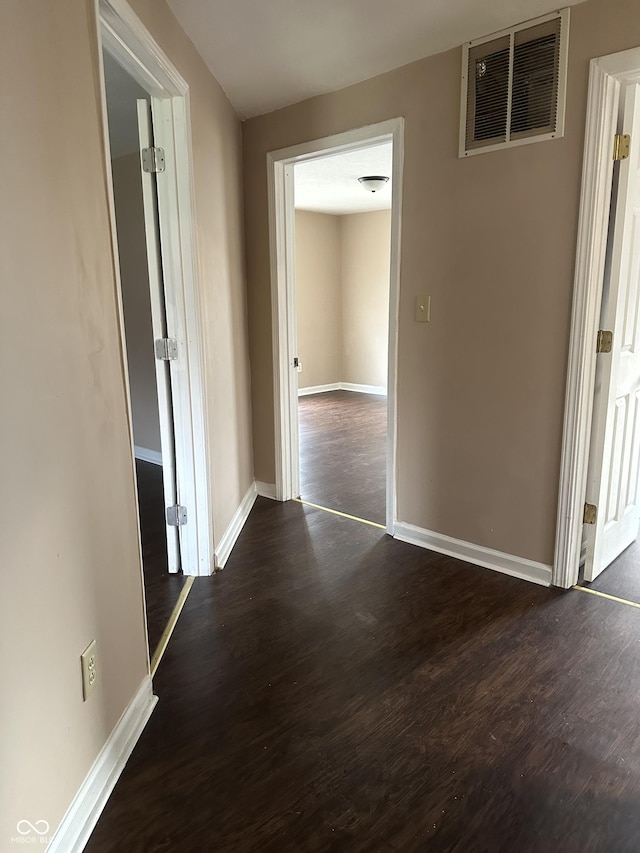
[81,639,98,701]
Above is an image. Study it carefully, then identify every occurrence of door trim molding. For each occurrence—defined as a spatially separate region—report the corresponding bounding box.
[266,118,404,533]
[555,47,640,588]
[96,0,212,576]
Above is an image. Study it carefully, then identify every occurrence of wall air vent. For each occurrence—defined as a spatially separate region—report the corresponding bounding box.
[460,9,569,157]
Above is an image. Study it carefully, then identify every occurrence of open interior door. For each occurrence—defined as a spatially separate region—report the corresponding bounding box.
[584,83,640,581]
[136,98,181,574]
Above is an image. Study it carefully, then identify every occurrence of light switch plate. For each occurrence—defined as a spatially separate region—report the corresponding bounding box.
[415,295,431,322]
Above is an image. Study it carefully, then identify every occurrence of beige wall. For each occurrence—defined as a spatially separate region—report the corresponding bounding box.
[295,211,343,388]
[0,0,252,844]
[0,2,149,841]
[341,210,391,388]
[296,209,390,390]
[112,152,162,455]
[243,0,640,566]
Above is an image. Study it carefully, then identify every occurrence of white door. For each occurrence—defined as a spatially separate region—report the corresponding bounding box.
[136,99,181,573]
[584,83,640,581]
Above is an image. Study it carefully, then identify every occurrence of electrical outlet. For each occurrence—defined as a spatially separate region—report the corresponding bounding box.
[81,640,98,701]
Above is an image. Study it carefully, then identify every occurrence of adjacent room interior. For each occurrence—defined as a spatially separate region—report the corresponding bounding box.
[294,144,392,525]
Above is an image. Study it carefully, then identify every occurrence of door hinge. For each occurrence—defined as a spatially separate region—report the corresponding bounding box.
[596,330,613,353]
[141,146,166,173]
[154,338,178,361]
[583,503,597,525]
[613,133,631,161]
[166,505,187,526]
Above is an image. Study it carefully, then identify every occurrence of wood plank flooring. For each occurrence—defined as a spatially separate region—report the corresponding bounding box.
[135,459,187,654]
[298,390,386,525]
[87,496,640,852]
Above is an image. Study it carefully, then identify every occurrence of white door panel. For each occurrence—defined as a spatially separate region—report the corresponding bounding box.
[584,83,640,581]
[136,99,180,573]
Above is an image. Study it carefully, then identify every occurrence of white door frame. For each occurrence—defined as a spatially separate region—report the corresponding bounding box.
[555,46,640,588]
[267,118,404,533]
[95,0,212,576]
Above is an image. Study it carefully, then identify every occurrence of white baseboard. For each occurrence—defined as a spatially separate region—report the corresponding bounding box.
[340,383,387,396]
[134,446,162,466]
[298,382,387,397]
[394,521,552,587]
[48,676,157,853]
[214,482,258,569]
[298,383,341,396]
[256,481,277,500]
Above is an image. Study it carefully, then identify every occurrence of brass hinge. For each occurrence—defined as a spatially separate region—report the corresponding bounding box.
[613,133,631,161]
[596,330,613,353]
[583,503,597,525]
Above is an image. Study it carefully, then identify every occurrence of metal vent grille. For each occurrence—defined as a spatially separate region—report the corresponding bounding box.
[461,11,568,156]
[466,36,510,149]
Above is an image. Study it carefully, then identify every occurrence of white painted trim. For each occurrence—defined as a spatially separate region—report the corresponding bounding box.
[385,122,404,535]
[554,47,640,588]
[341,383,387,396]
[99,1,187,96]
[256,481,278,500]
[134,445,162,466]
[48,676,157,853]
[298,383,341,396]
[297,382,387,396]
[214,482,257,569]
[97,0,212,577]
[267,118,404,534]
[394,522,552,587]
[136,100,180,572]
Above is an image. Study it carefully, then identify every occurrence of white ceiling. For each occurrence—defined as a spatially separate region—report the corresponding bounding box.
[167,0,585,119]
[295,143,393,215]
[103,51,148,159]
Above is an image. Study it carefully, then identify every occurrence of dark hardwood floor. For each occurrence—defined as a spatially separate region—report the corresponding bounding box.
[135,459,187,654]
[87,496,640,852]
[298,390,386,525]
[587,537,640,605]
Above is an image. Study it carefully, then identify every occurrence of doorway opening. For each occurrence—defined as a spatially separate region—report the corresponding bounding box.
[555,46,640,594]
[580,82,640,602]
[267,119,404,533]
[293,145,392,525]
[102,50,187,657]
[97,1,212,675]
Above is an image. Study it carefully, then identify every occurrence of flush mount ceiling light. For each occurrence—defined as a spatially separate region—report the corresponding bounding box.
[358,175,389,193]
